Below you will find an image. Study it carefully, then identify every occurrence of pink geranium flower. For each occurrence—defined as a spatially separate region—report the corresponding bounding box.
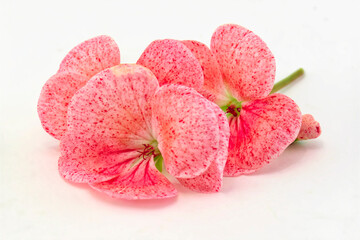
[59,64,229,199]
[138,24,302,176]
[38,36,120,139]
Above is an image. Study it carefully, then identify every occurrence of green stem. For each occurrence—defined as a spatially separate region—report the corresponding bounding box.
[270,68,304,94]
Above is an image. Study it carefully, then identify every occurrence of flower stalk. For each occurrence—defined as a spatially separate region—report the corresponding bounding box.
[270,68,304,94]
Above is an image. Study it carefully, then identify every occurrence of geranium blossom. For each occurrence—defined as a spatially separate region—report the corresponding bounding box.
[59,64,229,199]
[138,24,302,176]
[38,36,120,139]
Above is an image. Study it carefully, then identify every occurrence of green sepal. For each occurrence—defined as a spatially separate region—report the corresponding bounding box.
[154,155,163,172]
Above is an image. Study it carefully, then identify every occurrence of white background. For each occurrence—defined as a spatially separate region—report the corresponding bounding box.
[1,0,359,239]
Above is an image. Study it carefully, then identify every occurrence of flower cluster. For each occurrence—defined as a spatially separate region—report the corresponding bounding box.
[38,24,321,200]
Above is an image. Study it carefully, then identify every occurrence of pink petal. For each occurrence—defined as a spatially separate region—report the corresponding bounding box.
[181,40,228,105]
[59,134,142,183]
[177,101,230,192]
[59,64,159,183]
[152,85,221,178]
[91,157,177,200]
[37,72,88,139]
[225,93,302,176]
[137,39,204,91]
[211,24,275,101]
[297,114,321,140]
[38,36,120,139]
[58,35,120,78]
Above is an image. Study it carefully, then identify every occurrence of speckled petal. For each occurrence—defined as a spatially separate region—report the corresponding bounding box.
[91,158,177,200]
[38,36,120,139]
[38,71,88,139]
[152,85,220,178]
[137,39,204,91]
[297,114,321,140]
[181,40,227,104]
[58,35,120,78]
[59,137,141,183]
[211,24,275,101]
[177,102,230,192]
[210,24,249,73]
[225,93,302,176]
[59,64,159,183]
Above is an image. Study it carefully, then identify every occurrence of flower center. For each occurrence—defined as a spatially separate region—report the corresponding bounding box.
[135,140,164,172]
[138,144,157,159]
[226,105,241,117]
[220,95,242,118]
